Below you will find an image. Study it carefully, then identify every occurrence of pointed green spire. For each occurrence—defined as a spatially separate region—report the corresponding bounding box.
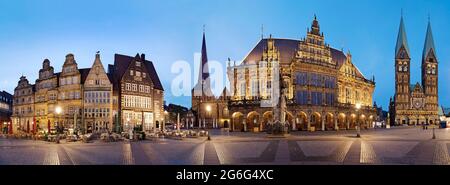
[395,15,410,57]
[422,19,436,62]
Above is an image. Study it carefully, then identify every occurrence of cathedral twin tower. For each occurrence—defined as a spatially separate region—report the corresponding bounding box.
[392,15,439,125]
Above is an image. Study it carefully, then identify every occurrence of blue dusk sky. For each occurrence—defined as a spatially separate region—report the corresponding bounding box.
[0,0,449,110]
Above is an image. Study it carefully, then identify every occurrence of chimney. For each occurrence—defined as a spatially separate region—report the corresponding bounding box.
[141,53,145,61]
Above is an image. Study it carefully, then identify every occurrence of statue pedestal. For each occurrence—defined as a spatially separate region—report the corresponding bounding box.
[266,121,289,138]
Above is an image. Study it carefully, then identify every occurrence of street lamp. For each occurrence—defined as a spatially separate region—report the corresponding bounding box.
[355,103,361,138]
[206,105,211,129]
[164,110,168,132]
[55,106,62,132]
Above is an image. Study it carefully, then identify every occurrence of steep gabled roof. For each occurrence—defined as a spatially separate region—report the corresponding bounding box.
[112,53,164,91]
[79,68,91,84]
[241,38,347,68]
[242,38,298,64]
[144,60,164,91]
[331,48,347,68]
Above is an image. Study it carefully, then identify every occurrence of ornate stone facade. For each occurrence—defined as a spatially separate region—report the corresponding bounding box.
[83,52,113,133]
[227,16,376,132]
[11,76,35,133]
[33,58,59,133]
[11,52,164,134]
[57,54,83,130]
[392,16,439,125]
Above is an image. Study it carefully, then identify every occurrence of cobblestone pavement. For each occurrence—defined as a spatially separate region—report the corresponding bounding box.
[1,127,450,165]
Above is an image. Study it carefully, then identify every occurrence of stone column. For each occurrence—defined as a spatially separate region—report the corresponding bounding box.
[307,116,311,131]
[321,116,325,131]
[232,118,235,131]
[292,118,296,131]
[334,116,338,131]
[346,116,350,130]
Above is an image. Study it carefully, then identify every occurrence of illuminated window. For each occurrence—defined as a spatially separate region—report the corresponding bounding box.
[126,83,131,91]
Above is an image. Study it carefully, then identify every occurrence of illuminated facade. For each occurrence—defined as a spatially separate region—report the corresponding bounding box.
[11,76,35,133]
[11,52,164,134]
[227,16,376,132]
[83,53,113,133]
[0,91,13,132]
[391,16,439,125]
[108,53,164,132]
[33,58,59,133]
[56,54,83,130]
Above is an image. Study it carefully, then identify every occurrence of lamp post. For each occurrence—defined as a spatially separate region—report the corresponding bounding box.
[355,103,361,138]
[164,110,168,133]
[55,106,62,143]
[55,106,62,132]
[206,105,211,129]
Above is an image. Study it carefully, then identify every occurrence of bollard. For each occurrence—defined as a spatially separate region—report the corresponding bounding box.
[432,127,436,139]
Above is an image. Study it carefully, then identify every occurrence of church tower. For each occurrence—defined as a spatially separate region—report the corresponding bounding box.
[191,29,218,129]
[394,15,411,114]
[192,30,213,99]
[421,20,438,112]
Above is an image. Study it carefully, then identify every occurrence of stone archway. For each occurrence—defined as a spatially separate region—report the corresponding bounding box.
[310,112,321,131]
[262,111,273,132]
[418,116,426,125]
[350,113,357,129]
[286,111,294,131]
[224,120,229,128]
[247,111,260,132]
[325,113,334,130]
[409,116,418,126]
[296,112,308,131]
[359,114,367,129]
[231,112,244,132]
[338,113,347,130]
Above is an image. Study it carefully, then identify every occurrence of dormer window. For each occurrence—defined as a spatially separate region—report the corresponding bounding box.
[136,61,141,67]
[130,70,134,76]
